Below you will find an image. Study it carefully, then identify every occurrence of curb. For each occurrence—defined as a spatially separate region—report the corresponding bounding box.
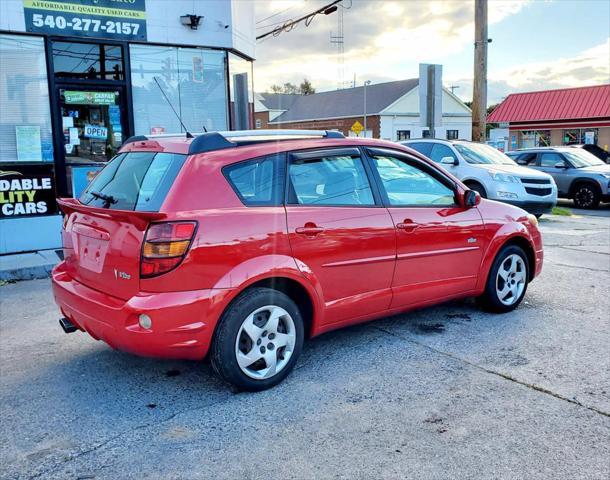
[0,250,61,282]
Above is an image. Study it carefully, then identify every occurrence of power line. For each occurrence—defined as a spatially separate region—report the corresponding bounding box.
[257,0,343,41]
[255,1,306,25]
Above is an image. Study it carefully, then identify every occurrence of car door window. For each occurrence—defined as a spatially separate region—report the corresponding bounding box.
[539,152,566,168]
[516,153,537,165]
[288,154,375,206]
[429,144,458,163]
[370,152,456,207]
[406,142,432,157]
[224,154,284,206]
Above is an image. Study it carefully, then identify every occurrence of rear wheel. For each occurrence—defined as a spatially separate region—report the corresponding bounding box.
[478,245,529,313]
[573,183,600,209]
[210,287,304,391]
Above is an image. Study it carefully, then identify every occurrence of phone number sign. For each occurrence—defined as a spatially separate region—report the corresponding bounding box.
[24,0,147,41]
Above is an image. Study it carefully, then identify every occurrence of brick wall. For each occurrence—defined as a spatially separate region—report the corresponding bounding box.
[267,115,381,138]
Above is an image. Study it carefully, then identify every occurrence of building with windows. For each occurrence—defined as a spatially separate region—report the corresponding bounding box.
[262,78,472,142]
[487,84,610,151]
[0,0,255,255]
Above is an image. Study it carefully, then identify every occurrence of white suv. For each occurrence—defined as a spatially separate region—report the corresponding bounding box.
[402,139,557,216]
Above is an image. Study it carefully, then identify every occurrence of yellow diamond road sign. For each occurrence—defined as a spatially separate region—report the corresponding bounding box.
[350,120,364,136]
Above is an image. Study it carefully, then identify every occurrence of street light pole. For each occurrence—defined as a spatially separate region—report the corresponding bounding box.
[363,80,371,138]
[472,0,489,142]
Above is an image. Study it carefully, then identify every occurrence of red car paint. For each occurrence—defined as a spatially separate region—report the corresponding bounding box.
[52,136,543,360]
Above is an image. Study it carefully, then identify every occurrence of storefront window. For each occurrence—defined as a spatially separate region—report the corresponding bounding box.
[228,53,254,129]
[0,34,54,163]
[563,128,598,145]
[520,130,550,148]
[53,41,124,80]
[130,45,228,135]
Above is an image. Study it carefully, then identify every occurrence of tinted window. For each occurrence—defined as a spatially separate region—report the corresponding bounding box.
[516,152,537,165]
[224,155,283,206]
[288,155,374,206]
[539,152,565,168]
[53,41,124,80]
[406,142,433,157]
[80,152,186,211]
[429,144,457,163]
[371,153,455,207]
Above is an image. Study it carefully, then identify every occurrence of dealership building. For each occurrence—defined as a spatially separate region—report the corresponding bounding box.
[0,0,255,255]
[487,84,610,150]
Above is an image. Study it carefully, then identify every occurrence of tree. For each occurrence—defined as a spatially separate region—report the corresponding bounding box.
[267,79,316,95]
[299,78,315,95]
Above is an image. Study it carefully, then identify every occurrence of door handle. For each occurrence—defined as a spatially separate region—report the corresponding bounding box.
[396,221,419,232]
[295,224,324,236]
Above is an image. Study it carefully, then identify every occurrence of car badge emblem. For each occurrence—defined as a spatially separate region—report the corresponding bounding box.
[114,269,131,280]
[467,237,477,243]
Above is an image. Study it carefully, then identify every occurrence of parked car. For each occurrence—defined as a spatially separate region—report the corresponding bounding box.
[401,139,557,216]
[569,144,610,163]
[52,130,544,391]
[506,147,610,209]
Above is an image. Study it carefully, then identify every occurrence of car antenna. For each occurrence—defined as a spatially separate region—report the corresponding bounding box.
[202,126,208,133]
[153,76,193,139]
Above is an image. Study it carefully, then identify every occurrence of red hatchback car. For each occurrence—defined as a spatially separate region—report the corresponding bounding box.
[52,130,543,391]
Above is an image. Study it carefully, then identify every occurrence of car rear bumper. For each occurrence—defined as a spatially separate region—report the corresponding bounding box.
[501,200,556,215]
[51,262,233,360]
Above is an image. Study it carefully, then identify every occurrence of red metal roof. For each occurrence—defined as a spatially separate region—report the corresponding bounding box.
[487,84,610,123]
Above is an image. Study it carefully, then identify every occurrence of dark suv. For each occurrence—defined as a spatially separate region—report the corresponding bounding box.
[507,147,610,209]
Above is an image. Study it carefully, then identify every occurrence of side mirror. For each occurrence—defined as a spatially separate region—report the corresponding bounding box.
[441,156,458,166]
[554,162,567,169]
[464,189,481,208]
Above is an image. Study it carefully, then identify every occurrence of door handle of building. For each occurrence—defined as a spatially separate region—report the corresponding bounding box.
[396,221,419,232]
[295,225,324,236]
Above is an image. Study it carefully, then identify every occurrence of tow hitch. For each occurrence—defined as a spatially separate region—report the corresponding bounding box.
[59,317,78,334]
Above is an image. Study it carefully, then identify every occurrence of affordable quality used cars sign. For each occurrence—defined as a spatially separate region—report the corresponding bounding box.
[0,165,58,217]
[23,0,147,41]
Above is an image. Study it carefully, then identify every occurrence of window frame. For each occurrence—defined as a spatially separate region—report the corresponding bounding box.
[396,130,411,141]
[285,147,383,208]
[362,147,459,208]
[222,152,286,207]
[446,129,459,140]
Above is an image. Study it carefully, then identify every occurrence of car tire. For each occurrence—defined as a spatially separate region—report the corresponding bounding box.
[210,287,304,391]
[573,183,600,209]
[478,245,529,313]
[465,182,487,199]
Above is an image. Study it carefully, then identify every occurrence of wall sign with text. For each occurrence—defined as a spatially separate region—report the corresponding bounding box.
[24,0,147,41]
[0,164,58,217]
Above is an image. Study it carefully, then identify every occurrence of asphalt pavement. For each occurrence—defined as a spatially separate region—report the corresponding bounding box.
[0,211,608,479]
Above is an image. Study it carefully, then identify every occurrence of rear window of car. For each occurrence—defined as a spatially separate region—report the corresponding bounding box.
[79,151,186,211]
[406,142,433,157]
[223,154,284,206]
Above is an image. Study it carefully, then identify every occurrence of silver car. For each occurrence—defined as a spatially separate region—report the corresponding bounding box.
[507,147,610,209]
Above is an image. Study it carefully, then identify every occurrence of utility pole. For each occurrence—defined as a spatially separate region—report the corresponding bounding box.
[363,80,371,137]
[472,0,489,142]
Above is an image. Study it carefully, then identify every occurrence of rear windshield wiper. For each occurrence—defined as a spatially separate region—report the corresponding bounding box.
[89,191,117,208]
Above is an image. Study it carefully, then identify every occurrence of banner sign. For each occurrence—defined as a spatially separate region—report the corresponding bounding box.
[84,124,108,139]
[23,0,147,41]
[71,165,103,198]
[0,164,57,217]
[64,90,116,105]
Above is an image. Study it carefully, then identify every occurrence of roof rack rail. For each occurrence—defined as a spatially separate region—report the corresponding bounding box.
[124,129,345,153]
[188,129,345,155]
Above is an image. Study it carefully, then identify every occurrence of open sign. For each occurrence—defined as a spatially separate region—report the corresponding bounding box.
[84,125,108,140]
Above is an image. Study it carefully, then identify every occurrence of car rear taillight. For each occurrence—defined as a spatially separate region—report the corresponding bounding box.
[141,221,197,278]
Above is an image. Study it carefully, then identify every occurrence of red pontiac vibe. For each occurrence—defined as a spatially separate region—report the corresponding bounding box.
[52,130,544,391]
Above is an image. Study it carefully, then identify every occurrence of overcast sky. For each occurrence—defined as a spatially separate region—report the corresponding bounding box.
[252,0,610,104]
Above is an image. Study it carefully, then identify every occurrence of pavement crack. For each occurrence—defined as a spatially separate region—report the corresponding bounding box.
[545,262,608,273]
[373,326,610,419]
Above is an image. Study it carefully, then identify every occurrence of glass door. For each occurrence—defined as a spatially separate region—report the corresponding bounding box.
[58,86,128,196]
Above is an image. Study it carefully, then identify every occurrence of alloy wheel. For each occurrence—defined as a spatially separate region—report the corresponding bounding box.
[496,254,526,306]
[575,186,595,208]
[235,305,296,380]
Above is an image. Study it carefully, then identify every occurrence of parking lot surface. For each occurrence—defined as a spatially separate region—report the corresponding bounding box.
[1,212,609,479]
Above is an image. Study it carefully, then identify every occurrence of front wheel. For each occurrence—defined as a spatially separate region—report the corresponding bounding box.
[210,287,304,391]
[478,245,529,313]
